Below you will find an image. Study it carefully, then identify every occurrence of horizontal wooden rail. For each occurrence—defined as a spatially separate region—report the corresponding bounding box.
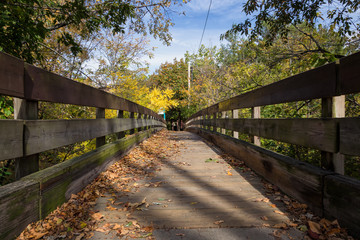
[0,117,165,161]
[0,52,163,121]
[190,62,337,118]
[189,51,360,119]
[193,118,337,152]
[25,118,164,156]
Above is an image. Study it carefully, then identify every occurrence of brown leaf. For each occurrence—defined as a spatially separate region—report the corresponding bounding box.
[113,223,122,230]
[274,210,285,215]
[214,220,224,225]
[261,216,269,221]
[308,221,321,234]
[32,231,48,240]
[106,205,117,211]
[92,212,103,220]
[75,233,85,240]
[273,223,288,229]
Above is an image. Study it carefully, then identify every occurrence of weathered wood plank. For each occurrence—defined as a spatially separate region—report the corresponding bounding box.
[324,174,360,238]
[193,118,337,152]
[23,127,162,218]
[25,118,164,155]
[339,118,360,156]
[0,120,23,160]
[190,63,337,118]
[24,64,161,120]
[187,127,331,216]
[0,52,24,98]
[339,51,360,95]
[0,180,39,240]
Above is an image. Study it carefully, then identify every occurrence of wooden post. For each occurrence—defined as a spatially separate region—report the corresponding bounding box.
[130,112,135,135]
[252,107,261,146]
[14,98,39,179]
[96,108,106,148]
[221,111,226,135]
[117,110,126,139]
[233,109,239,139]
[321,96,345,174]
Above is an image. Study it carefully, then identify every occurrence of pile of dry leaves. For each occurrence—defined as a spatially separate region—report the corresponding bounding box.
[18,130,176,240]
[221,151,355,240]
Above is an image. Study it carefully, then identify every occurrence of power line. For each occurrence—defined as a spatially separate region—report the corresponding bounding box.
[198,0,213,50]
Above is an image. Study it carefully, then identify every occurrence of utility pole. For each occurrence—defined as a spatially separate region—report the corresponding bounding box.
[188,62,191,107]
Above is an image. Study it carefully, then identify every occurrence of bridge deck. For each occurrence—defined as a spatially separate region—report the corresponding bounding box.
[92,131,304,239]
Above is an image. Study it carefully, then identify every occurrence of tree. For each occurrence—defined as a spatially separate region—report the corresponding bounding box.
[0,0,188,63]
[223,0,359,57]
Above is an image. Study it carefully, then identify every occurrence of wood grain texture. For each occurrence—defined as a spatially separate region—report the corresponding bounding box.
[0,120,23,160]
[0,52,24,98]
[25,118,164,155]
[192,118,338,152]
[0,180,39,240]
[190,63,337,119]
[187,127,331,216]
[324,174,360,238]
[339,118,360,156]
[339,51,360,95]
[24,64,162,120]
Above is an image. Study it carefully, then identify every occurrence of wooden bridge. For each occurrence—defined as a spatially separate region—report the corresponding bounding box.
[0,51,360,239]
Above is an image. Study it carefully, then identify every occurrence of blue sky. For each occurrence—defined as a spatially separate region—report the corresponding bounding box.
[146,0,246,73]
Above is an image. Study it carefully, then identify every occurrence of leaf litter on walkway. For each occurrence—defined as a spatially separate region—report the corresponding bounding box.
[17,130,179,240]
[201,139,355,240]
[17,130,356,240]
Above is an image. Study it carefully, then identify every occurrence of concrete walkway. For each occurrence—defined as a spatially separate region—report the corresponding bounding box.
[93,131,304,239]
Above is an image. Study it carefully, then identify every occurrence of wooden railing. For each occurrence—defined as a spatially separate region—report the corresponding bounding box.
[0,52,165,177]
[0,52,165,239]
[186,52,360,237]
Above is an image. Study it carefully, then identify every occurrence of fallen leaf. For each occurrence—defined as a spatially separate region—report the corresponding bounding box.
[227,171,233,176]
[298,225,308,232]
[95,227,108,233]
[308,221,321,234]
[176,233,185,236]
[80,221,87,228]
[273,223,288,229]
[106,205,117,211]
[274,210,285,215]
[214,220,224,225]
[92,212,103,220]
[75,233,85,240]
[327,228,341,236]
[190,202,198,205]
[32,231,48,240]
[261,216,269,221]
[113,223,122,230]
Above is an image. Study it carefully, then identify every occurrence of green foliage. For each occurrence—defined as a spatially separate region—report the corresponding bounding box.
[224,0,360,48]
[0,0,188,63]
[0,159,14,186]
[0,95,13,119]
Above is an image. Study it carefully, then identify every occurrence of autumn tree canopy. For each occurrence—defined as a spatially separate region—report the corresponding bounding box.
[223,0,360,46]
[0,0,187,63]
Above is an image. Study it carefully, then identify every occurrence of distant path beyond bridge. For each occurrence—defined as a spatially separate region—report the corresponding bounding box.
[93,131,305,240]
